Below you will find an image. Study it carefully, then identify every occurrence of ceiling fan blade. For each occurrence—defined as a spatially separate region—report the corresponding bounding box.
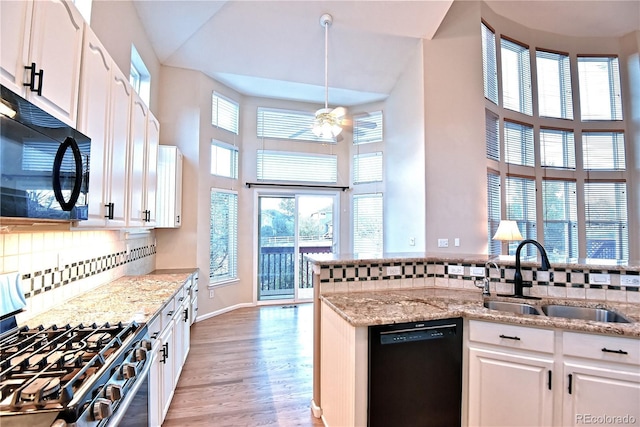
[330,106,347,119]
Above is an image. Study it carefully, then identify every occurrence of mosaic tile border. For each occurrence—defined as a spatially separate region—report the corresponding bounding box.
[21,243,157,299]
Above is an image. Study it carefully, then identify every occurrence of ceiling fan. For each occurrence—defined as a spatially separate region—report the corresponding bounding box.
[312,13,346,140]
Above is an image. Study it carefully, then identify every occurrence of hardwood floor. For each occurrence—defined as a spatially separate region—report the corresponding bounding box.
[163,303,324,427]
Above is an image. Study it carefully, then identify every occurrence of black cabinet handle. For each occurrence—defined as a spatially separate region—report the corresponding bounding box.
[151,332,159,339]
[183,308,189,323]
[167,311,174,317]
[143,210,151,222]
[177,215,180,223]
[602,347,628,355]
[160,342,169,363]
[499,334,521,341]
[548,370,552,390]
[24,62,44,95]
[105,203,114,219]
[568,374,573,394]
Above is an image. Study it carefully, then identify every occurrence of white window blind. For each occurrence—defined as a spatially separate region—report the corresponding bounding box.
[542,179,577,260]
[353,111,383,144]
[353,152,382,184]
[353,193,383,254]
[582,132,626,170]
[256,107,333,143]
[504,120,534,167]
[482,22,498,104]
[257,150,337,183]
[211,140,238,178]
[212,92,239,134]
[506,176,536,255]
[536,50,573,119]
[210,190,238,282]
[584,181,628,260]
[485,109,500,161]
[487,171,501,256]
[501,38,532,115]
[578,56,623,121]
[540,128,575,169]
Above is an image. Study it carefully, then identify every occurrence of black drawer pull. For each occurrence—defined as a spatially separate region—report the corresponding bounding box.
[167,311,174,317]
[548,370,552,390]
[602,347,628,355]
[568,373,573,394]
[499,334,521,341]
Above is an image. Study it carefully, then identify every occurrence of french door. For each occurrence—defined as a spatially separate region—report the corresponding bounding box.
[257,193,337,302]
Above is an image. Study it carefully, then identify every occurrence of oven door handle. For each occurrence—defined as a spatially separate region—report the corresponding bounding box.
[104,350,155,427]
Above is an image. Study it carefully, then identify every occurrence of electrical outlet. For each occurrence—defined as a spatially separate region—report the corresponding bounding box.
[386,266,402,276]
[589,273,611,285]
[448,265,464,275]
[620,275,640,287]
[57,253,69,271]
[209,289,215,298]
[438,238,449,248]
[470,267,485,277]
[454,238,460,247]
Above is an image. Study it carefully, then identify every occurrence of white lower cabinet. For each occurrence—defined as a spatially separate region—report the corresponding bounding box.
[467,321,554,427]
[467,321,640,427]
[148,273,197,426]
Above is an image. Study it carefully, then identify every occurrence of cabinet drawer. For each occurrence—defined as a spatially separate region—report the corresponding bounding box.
[160,298,176,330]
[563,332,640,365]
[469,320,555,353]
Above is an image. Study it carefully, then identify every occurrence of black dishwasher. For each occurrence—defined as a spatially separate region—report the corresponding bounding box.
[368,317,463,427]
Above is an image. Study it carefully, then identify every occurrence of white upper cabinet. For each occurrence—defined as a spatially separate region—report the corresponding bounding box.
[156,145,183,228]
[0,0,83,126]
[145,114,159,227]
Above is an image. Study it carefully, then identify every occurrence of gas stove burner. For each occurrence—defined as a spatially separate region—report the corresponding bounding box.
[21,377,61,403]
[86,332,112,350]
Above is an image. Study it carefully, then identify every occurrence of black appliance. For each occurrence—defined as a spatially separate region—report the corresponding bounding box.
[1,85,90,221]
[0,321,152,427]
[368,317,463,427]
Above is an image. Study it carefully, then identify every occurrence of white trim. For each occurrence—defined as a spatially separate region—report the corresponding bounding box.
[208,278,240,288]
[194,302,254,323]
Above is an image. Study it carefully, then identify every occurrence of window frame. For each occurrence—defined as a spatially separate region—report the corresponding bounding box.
[210,140,239,179]
[210,189,239,285]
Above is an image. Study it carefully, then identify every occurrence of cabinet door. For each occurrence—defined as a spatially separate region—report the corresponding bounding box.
[159,324,175,421]
[148,342,163,427]
[128,93,148,226]
[145,114,159,226]
[76,26,111,227]
[28,0,83,125]
[0,0,32,94]
[562,361,640,427]
[107,68,131,227]
[468,347,554,427]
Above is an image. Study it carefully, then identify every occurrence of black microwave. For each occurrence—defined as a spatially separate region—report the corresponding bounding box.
[1,85,90,221]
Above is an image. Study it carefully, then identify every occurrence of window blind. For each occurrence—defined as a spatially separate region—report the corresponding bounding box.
[501,38,532,115]
[506,176,536,255]
[353,152,383,184]
[504,120,534,167]
[582,132,626,170]
[353,193,383,254]
[584,181,628,260]
[485,109,500,161]
[542,179,577,260]
[257,150,337,183]
[212,92,239,134]
[540,128,575,169]
[536,50,573,119]
[210,190,238,282]
[211,140,238,178]
[353,111,383,144]
[482,23,498,104]
[487,171,501,256]
[22,140,90,172]
[578,56,623,121]
[256,107,334,143]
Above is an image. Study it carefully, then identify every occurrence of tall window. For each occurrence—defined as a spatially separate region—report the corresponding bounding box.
[542,179,577,260]
[504,120,534,167]
[210,190,238,283]
[540,128,575,169]
[130,45,150,106]
[353,111,383,144]
[577,56,623,121]
[584,182,628,260]
[482,22,498,104]
[256,107,334,143]
[485,109,500,161]
[353,194,383,254]
[212,92,239,134]
[353,152,383,184]
[211,140,238,178]
[582,132,626,170]
[506,176,536,254]
[501,38,532,115]
[487,171,501,256]
[536,50,573,119]
[257,151,337,183]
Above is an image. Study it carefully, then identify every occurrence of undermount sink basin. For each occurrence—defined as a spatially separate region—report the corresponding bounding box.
[541,305,631,323]
[484,300,542,315]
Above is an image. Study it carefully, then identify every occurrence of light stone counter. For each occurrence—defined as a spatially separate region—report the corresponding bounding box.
[21,269,197,327]
[320,288,640,337]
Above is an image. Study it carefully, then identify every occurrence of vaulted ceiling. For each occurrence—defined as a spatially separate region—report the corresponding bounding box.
[133,0,640,107]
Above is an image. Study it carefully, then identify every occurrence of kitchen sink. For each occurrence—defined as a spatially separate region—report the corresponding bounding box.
[541,304,631,323]
[484,300,543,315]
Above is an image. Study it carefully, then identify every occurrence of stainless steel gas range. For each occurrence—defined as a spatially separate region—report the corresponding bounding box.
[0,320,152,427]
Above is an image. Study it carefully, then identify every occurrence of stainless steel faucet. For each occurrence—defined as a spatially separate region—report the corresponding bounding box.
[475,261,499,296]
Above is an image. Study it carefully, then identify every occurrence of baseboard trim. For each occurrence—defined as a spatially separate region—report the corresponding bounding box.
[194,302,255,322]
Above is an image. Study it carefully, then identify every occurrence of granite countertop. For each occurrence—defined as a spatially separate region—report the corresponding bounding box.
[22,269,197,327]
[320,288,640,337]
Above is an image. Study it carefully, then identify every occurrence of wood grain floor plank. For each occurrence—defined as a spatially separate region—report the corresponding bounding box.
[163,303,323,427]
